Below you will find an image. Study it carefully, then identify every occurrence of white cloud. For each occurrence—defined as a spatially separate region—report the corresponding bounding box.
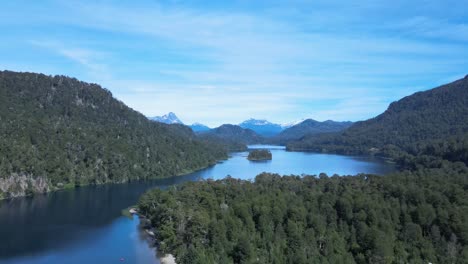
[5,0,467,126]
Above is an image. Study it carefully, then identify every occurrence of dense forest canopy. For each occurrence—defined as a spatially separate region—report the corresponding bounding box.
[0,71,227,198]
[139,167,468,264]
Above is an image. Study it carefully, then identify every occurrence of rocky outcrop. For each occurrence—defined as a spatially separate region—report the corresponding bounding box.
[160,254,176,264]
[0,174,50,199]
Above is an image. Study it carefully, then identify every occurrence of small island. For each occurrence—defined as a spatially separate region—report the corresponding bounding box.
[247,149,272,161]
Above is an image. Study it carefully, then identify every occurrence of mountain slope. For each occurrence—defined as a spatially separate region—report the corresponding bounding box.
[273,119,352,144]
[0,71,226,199]
[190,122,210,133]
[239,118,283,137]
[281,118,306,129]
[288,75,468,159]
[200,124,264,145]
[150,112,183,124]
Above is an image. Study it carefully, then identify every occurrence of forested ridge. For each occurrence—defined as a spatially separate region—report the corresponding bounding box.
[0,71,227,198]
[270,119,352,145]
[287,75,468,168]
[139,167,468,264]
[198,124,263,151]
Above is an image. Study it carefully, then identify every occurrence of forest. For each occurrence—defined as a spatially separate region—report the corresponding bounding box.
[0,71,227,198]
[139,165,468,264]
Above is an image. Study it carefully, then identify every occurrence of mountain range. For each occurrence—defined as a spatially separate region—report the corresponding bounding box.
[151,113,351,139]
[150,113,210,132]
[238,119,284,137]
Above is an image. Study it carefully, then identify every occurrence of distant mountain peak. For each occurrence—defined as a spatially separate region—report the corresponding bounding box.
[239,118,282,137]
[281,118,307,128]
[150,112,183,124]
[240,118,274,126]
[190,122,210,132]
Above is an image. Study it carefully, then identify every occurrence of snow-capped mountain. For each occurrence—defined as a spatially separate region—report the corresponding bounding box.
[281,118,307,129]
[190,122,210,132]
[150,112,184,124]
[239,118,283,137]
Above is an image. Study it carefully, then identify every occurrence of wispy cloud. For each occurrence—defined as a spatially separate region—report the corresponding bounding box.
[29,40,112,80]
[390,16,468,42]
[1,0,467,126]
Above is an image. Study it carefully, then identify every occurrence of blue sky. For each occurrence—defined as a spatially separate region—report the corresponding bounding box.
[1,0,467,127]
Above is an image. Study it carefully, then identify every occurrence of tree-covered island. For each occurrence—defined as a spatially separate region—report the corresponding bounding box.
[247,149,272,161]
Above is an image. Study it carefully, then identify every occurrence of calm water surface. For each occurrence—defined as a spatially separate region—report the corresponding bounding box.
[0,146,395,263]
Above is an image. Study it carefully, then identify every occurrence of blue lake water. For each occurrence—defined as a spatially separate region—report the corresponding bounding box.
[0,146,395,263]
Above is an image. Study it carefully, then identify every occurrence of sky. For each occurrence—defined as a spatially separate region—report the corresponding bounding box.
[1,0,467,127]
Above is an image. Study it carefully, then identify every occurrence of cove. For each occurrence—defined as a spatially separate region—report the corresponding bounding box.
[0,146,395,263]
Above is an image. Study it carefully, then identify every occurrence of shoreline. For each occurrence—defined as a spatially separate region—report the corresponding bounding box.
[130,208,177,264]
[0,157,229,201]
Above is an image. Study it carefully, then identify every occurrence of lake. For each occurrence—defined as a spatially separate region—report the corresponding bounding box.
[0,146,395,264]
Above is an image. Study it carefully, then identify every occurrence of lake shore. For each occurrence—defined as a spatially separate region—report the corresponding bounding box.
[131,208,178,264]
[0,158,228,201]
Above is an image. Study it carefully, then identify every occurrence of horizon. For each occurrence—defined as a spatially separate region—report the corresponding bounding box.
[1,0,468,127]
[150,111,354,127]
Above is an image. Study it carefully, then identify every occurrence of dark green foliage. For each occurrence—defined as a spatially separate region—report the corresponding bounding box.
[247,149,272,161]
[197,134,248,152]
[139,167,468,264]
[0,71,226,197]
[287,76,468,168]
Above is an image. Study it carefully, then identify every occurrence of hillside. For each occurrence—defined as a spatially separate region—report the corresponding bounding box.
[200,124,264,145]
[272,119,352,144]
[190,123,210,133]
[0,71,226,199]
[288,75,468,163]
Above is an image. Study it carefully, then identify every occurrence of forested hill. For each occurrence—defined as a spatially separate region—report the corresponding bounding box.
[0,71,226,199]
[288,75,468,163]
[271,119,352,144]
[200,124,264,145]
